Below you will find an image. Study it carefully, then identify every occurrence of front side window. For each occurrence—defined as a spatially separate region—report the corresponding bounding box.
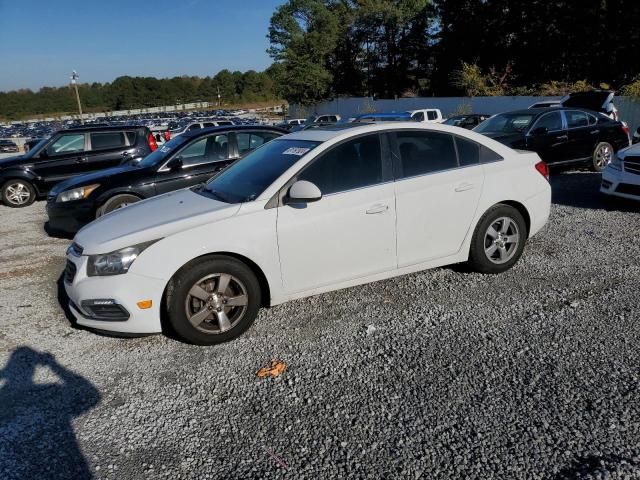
[90,132,126,150]
[533,112,563,132]
[396,131,457,178]
[46,134,85,156]
[297,134,383,195]
[566,111,589,128]
[413,112,425,122]
[187,124,201,131]
[177,134,229,166]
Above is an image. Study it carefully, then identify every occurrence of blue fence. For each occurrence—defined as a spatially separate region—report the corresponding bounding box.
[291,96,640,133]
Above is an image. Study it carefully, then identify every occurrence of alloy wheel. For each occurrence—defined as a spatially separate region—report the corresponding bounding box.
[184,273,249,334]
[484,217,520,265]
[5,182,32,206]
[595,144,613,169]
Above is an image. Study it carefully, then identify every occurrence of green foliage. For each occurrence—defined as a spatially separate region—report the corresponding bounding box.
[0,70,280,120]
[450,62,509,97]
[449,103,472,116]
[536,80,595,96]
[620,78,640,97]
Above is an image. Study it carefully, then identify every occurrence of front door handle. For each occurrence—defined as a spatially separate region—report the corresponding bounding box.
[366,204,389,214]
[75,156,88,163]
[454,182,474,192]
[555,135,569,141]
[590,130,600,135]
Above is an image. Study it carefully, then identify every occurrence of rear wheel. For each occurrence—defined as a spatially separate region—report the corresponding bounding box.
[468,204,527,274]
[166,256,261,345]
[1,179,36,207]
[592,142,613,172]
[96,194,141,217]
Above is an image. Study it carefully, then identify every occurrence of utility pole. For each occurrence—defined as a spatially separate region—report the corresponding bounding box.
[70,70,83,124]
[217,86,221,107]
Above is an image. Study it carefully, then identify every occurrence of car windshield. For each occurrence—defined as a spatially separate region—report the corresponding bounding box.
[199,139,321,203]
[136,136,190,168]
[474,113,535,134]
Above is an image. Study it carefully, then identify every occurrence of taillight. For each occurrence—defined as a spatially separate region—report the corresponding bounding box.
[535,161,549,181]
[164,130,171,141]
[622,123,630,136]
[147,133,158,152]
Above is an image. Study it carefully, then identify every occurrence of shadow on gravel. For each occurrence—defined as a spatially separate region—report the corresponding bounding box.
[44,221,74,240]
[554,454,638,479]
[550,172,639,212]
[0,346,100,479]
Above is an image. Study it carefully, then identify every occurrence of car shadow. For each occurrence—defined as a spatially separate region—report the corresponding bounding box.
[550,171,639,213]
[0,346,100,479]
[44,221,74,239]
[553,454,638,479]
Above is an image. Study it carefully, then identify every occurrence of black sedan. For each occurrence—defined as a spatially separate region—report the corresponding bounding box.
[473,108,630,171]
[46,125,286,234]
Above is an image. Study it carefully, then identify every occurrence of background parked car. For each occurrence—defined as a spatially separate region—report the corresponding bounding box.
[529,101,562,109]
[473,107,630,171]
[0,139,19,153]
[23,138,45,152]
[0,125,157,208]
[601,142,640,201]
[407,109,444,123]
[443,114,490,129]
[171,120,235,137]
[307,114,341,124]
[352,112,415,122]
[46,125,286,234]
[275,118,306,131]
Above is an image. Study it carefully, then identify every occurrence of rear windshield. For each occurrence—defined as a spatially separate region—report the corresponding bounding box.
[199,139,321,203]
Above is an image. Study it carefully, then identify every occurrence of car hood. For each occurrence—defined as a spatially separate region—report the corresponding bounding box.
[479,132,524,146]
[74,188,240,254]
[619,143,640,158]
[0,154,27,168]
[49,164,148,196]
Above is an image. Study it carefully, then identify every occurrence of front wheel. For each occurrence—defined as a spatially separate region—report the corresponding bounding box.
[592,142,614,172]
[468,205,527,274]
[96,194,141,218]
[166,256,261,345]
[1,179,36,207]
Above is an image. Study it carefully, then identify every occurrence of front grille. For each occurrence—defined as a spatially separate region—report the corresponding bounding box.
[615,183,640,197]
[601,180,612,189]
[64,260,77,284]
[623,155,640,175]
[80,300,130,321]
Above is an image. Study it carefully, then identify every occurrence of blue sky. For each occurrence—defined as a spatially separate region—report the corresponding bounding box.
[0,0,285,91]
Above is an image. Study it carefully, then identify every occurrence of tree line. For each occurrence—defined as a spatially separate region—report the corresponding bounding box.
[0,70,279,120]
[267,0,640,103]
[3,0,640,119]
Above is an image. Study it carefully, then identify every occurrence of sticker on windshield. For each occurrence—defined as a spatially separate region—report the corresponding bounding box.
[160,146,171,153]
[282,147,310,156]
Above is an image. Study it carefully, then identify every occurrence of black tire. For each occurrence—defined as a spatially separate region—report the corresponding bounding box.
[166,256,261,345]
[468,204,527,274]
[96,194,141,217]
[1,179,36,207]
[591,142,614,172]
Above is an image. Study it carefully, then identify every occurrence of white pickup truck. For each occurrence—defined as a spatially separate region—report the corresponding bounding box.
[406,109,444,123]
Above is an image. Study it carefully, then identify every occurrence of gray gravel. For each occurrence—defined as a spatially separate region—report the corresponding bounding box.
[1,171,640,479]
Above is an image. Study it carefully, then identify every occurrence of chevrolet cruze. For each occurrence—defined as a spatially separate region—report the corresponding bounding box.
[64,123,551,345]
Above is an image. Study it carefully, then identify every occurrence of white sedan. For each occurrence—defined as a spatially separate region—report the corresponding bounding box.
[64,123,551,345]
[601,143,640,201]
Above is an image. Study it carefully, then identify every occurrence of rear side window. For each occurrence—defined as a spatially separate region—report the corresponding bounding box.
[203,122,214,128]
[566,111,589,128]
[237,132,281,155]
[187,124,201,131]
[534,112,563,131]
[427,111,438,121]
[396,131,457,178]
[126,131,136,144]
[455,136,503,166]
[298,134,383,195]
[90,132,126,150]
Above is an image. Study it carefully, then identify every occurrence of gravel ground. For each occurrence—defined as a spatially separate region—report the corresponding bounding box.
[1,171,640,480]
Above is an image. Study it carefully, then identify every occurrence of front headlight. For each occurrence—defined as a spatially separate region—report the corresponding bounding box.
[56,184,100,203]
[609,154,623,171]
[87,240,159,277]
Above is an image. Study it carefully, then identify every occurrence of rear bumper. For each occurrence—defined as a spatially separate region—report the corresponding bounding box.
[46,199,96,234]
[64,255,165,334]
[601,167,640,200]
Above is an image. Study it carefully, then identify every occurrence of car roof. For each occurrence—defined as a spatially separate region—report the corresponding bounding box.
[182,124,288,138]
[355,112,413,119]
[63,124,146,133]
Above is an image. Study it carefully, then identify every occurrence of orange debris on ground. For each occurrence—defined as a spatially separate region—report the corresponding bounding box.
[256,360,287,378]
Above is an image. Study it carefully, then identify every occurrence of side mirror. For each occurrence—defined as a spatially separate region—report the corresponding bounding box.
[285,180,322,204]
[166,156,183,170]
[39,149,49,158]
[531,126,548,136]
[636,127,640,135]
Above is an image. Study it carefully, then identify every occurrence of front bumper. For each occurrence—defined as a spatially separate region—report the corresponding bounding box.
[64,254,166,334]
[600,166,640,201]
[47,198,96,234]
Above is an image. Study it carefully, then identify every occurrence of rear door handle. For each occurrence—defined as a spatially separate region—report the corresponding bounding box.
[366,204,389,214]
[590,130,600,135]
[75,156,88,163]
[454,182,474,192]
[555,135,569,141]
